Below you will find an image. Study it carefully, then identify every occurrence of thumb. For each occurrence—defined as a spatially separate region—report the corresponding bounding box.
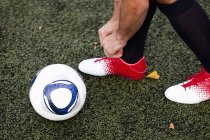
[118,49,123,56]
[113,49,123,58]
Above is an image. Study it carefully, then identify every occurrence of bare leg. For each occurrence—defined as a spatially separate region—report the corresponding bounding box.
[99,0,158,63]
[98,0,121,46]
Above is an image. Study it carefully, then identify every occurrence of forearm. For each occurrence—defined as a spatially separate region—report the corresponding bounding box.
[116,0,149,40]
[111,0,121,21]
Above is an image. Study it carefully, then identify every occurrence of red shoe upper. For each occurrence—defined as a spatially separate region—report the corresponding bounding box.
[95,57,146,80]
[182,68,210,98]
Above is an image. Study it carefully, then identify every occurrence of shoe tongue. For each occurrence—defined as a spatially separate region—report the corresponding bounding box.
[183,68,210,89]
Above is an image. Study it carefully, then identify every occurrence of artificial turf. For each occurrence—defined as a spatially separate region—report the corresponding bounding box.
[1,0,210,139]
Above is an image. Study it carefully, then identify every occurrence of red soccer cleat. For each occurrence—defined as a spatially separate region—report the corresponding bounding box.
[78,57,146,80]
[165,68,210,104]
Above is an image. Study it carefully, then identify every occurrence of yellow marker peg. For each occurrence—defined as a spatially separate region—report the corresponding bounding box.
[146,70,160,80]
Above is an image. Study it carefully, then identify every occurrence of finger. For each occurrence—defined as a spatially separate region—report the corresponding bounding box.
[99,36,103,47]
[117,49,123,57]
[99,30,113,47]
[99,33,104,47]
[103,48,110,57]
[98,28,105,46]
[104,48,123,58]
[110,49,123,58]
[109,47,123,58]
[113,51,123,58]
[104,48,115,58]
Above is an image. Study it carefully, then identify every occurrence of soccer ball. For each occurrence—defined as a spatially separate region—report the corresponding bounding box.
[29,64,86,121]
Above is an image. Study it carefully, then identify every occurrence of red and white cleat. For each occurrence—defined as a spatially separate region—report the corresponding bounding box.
[78,57,146,80]
[165,68,210,104]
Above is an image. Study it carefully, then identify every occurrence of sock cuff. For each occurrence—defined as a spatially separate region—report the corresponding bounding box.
[158,0,196,17]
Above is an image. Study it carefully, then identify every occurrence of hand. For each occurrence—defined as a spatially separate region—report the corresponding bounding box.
[98,19,119,46]
[102,31,127,58]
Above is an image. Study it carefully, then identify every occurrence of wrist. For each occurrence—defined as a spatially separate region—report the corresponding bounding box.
[111,15,119,22]
[110,16,119,24]
[116,31,129,42]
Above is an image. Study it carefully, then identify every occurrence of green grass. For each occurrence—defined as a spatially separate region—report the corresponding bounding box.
[1,0,210,139]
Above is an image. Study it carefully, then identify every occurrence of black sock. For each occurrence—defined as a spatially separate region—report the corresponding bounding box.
[121,0,157,64]
[158,0,210,73]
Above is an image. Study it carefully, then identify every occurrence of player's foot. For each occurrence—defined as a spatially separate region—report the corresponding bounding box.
[165,68,210,104]
[78,57,146,80]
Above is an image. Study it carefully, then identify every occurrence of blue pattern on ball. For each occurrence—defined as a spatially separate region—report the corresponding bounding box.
[43,80,78,115]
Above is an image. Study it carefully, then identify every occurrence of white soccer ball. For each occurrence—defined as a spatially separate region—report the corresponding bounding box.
[29,64,86,121]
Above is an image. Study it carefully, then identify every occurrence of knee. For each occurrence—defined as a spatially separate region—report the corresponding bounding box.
[157,0,177,4]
